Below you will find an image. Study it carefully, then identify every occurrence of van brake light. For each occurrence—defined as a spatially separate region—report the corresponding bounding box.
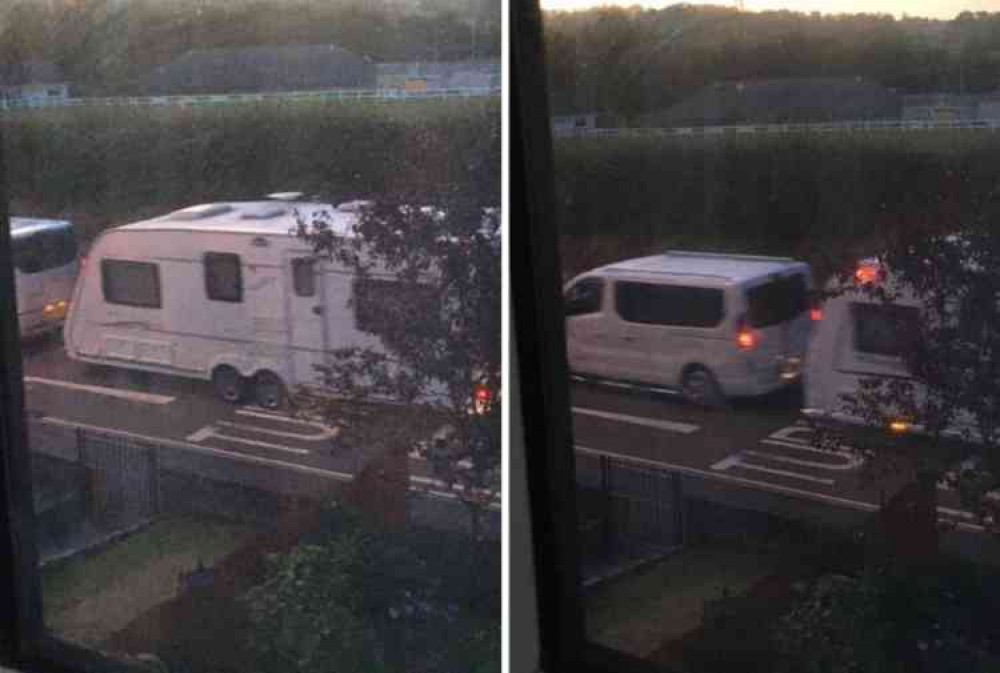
[810,307,822,321]
[735,316,756,350]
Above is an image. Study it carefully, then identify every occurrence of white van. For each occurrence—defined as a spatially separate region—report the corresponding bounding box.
[563,251,814,405]
[12,217,79,339]
[63,198,408,409]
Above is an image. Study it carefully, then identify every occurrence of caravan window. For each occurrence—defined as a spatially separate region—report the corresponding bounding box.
[850,302,921,358]
[101,260,161,308]
[204,252,242,303]
[292,258,317,297]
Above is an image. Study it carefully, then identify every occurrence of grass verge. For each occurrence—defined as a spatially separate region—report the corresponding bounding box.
[42,514,253,647]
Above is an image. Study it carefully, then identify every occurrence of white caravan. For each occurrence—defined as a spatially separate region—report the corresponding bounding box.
[63,198,407,409]
[563,251,814,405]
[12,217,79,339]
[802,255,987,442]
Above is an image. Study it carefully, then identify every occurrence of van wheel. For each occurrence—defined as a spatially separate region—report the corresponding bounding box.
[212,366,246,404]
[681,366,726,409]
[253,371,286,410]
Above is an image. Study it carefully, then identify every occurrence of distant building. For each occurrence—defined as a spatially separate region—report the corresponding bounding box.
[976,93,1000,120]
[376,60,499,91]
[651,78,901,127]
[142,44,374,95]
[551,113,598,132]
[0,61,69,104]
[902,94,979,121]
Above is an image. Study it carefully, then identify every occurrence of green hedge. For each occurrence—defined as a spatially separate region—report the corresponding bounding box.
[2,98,500,241]
[554,132,1000,280]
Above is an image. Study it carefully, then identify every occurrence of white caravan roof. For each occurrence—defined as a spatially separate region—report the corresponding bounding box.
[117,201,357,238]
[593,251,806,287]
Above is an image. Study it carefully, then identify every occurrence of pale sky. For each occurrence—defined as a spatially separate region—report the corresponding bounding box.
[540,0,1000,20]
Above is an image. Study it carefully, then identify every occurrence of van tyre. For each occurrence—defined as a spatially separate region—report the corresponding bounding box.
[212,366,246,404]
[681,366,726,409]
[253,371,286,410]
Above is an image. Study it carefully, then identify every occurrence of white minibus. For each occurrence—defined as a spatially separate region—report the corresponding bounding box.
[564,251,814,406]
[12,217,79,339]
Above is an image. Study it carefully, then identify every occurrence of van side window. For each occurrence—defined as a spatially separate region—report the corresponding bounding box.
[850,303,921,358]
[101,260,161,308]
[616,282,724,328]
[291,258,316,297]
[204,252,242,303]
[564,278,603,316]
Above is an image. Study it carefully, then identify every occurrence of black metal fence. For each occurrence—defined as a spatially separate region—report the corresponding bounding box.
[576,453,685,579]
[75,427,161,529]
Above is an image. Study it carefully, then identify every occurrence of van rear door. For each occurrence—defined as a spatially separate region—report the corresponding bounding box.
[743,270,811,374]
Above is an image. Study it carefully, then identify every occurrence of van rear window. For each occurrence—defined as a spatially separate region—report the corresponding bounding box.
[13,228,77,275]
[615,282,724,328]
[746,273,808,328]
[850,302,921,358]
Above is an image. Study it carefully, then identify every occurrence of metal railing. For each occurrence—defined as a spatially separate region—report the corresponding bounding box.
[0,86,501,112]
[554,117,1000,139]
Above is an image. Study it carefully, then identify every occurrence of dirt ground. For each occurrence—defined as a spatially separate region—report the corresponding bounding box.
[584,545,781,659]
[43,515,254,648]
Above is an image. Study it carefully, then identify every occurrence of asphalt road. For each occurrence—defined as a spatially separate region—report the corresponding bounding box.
[19,334,450,496]
[569,376,983,534]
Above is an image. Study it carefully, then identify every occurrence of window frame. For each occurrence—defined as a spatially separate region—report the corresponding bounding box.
[203,251,243,303]
[101,259,163,309]
[0,155,147,673]
[507,0,692,673]
[512,3,660,672]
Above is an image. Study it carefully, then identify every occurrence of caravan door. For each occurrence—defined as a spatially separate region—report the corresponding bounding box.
[285,253,330,388]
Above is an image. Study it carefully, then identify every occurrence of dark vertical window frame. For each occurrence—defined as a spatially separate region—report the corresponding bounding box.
[511,3,685,672]
[0,90,140,673]
[510,1,583,670]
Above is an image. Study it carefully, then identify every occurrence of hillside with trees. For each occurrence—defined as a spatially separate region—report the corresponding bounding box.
[0,0,500,96]
[544,5,1000,118]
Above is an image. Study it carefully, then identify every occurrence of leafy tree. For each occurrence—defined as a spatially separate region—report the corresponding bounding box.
[810,218,1000,552]
[292,190,500,537]
[244,504,500,673]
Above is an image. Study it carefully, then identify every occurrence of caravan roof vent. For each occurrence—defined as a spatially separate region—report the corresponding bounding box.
[167,204,234,221]
[241,206,288,220]
[266,192,304,202]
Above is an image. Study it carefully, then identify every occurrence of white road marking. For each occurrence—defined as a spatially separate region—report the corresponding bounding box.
[25,377,175,405]
[757,442,863,469]
[186,427,215,442]
[571,407,700,434]
[236,408,336,433]
[578,445,986,534]
[40,416,351,481]
[186,424,309,455]
[744,449,854,474]
[217,420,339,442]
[711,451,836,485]
[37,416,501,510]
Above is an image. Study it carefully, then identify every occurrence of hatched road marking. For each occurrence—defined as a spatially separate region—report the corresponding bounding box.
[572,407,700,435]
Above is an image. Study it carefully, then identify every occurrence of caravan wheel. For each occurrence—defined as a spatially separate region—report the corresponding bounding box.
[212,366,246,404]
[253,371,286,410]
